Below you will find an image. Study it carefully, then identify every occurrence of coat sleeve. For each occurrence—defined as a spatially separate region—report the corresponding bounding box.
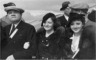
[1,26,8,49]
[13,26,37,59]
[75,26,96,59]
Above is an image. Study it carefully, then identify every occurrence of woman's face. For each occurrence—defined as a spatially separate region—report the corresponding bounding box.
[70,20,83,33]
[43,18,54,31]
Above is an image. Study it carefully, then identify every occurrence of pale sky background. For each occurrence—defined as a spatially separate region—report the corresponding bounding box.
[0,0,96,30]
[0,0,96,18]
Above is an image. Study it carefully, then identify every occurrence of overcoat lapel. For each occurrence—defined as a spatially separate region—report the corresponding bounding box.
[8,21,25,39]
[6,24,11,37]
[78,30,85,49]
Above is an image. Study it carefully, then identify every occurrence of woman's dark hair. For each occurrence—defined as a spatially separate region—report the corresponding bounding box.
[67,12,85,27]
[41,12,60,30]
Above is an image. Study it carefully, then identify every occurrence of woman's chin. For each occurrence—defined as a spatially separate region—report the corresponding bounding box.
[45,29,50,31]
[44,28,51,31]
[73,30,80,33]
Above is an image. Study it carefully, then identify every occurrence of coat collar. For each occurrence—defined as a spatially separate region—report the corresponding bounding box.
[16,20,25,29]
[7,21,25,36]
[78,28,87,49]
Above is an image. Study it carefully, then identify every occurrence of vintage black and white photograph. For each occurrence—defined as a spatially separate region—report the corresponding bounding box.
[0,0,96,60]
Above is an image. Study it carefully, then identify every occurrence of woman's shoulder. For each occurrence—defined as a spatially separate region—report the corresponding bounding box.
[37,27,44,32]
[55,26,65,34]
[36,27,45,35]
[83,25,95,34]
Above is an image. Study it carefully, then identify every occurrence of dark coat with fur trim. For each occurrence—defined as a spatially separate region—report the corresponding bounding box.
[75,26,96,59]
[61,26,96,59]
[36,27,67,59]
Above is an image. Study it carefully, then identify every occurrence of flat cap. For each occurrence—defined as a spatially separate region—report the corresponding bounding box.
[70,3,89,9]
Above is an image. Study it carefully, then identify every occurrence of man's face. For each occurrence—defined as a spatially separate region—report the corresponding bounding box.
[7,10,21,23]
[64,7,71,16]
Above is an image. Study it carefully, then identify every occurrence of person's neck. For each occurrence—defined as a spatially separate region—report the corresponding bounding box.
[45,29,54,37]
[74,30,82,36]
[12,20,21,28]
[46,29,54,34]
[13,20,21,25]
[64,13,69,17]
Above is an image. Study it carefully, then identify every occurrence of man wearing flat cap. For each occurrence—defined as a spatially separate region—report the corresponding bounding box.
[57,1,71,28]
[70,3,96,27]
[69,3,96,59]
[1,5,37,60]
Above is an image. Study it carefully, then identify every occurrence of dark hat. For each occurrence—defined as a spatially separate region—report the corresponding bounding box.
[60,1,70,11]
[5,6,24,13]
[41,12,56,26]
[67,12,85,27]
[3,2,16,7]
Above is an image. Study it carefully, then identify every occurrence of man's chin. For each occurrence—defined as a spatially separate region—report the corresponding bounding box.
[10,20,20,23]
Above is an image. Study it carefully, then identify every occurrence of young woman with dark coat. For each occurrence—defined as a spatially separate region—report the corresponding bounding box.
[36,13,67,59]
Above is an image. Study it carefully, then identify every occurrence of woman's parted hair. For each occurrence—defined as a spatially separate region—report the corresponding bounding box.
[41,12,60,30]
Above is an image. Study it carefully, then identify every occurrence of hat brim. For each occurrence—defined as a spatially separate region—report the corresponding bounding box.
[5,6,24,13]
[60,7,64,11]
[60,7,67,11]
[60,5,68,11]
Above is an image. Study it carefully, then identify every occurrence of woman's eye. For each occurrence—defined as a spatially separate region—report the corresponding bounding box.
[48,22,52,24]
[71,23,74,25]
[76,23,80,25]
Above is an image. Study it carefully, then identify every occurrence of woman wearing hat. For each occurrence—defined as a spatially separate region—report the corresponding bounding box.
[36,13,67,59]
[62,13,96,59]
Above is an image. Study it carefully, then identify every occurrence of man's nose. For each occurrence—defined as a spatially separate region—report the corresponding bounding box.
[11,13,16,16]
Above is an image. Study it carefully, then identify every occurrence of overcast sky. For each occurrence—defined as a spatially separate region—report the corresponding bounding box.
[0,0,96,10]
[0,0,96,17]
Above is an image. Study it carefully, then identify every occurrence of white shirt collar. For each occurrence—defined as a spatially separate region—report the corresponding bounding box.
[9,20,21,34]
[70,34,81,53]
[13,20,21,28]
[63,14,69,21]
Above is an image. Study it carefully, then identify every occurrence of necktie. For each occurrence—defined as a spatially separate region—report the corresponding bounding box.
[10,25,15,35]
